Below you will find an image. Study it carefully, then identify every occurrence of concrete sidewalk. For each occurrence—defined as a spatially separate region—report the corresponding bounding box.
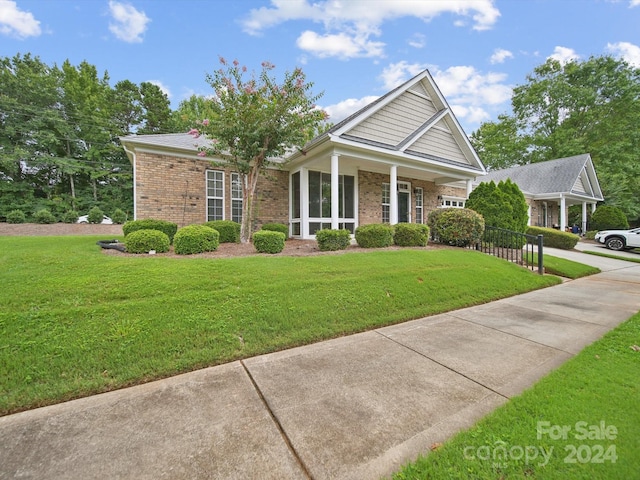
[2,253,639,480]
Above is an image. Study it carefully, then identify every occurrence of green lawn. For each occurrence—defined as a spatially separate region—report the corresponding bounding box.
[392,311,640,479]
[582,250,640,264]
[535,254,601,279]
[0,236,561,415]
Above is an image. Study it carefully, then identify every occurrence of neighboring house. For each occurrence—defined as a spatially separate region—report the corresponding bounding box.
[475,154,604,233]
[120,70,486,239]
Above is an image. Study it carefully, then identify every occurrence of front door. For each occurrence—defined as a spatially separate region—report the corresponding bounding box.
[398,191,410,223]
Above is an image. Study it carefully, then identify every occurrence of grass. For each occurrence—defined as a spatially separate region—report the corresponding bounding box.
[0,236,561,415]
[392,311,640,479]
[582,250,640,264]
[539,254,601,279]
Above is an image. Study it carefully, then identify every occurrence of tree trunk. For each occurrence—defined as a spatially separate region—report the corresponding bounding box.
[69,174,76,210]
[240,167,261,244]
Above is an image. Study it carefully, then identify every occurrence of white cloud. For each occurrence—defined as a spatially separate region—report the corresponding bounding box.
[242,0,500,58]
[0,0,41,39]
[407,33,426,49]
[148,80,171,99]
[322,96,380,123]
[490,48,514,64]
[108,1,150,43]
[296,30,385,59]
[379,61,429,90]
[548,46,580,65]
[631,0,640,7]
[606,41,640,67]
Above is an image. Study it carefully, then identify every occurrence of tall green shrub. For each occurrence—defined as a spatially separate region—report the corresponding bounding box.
[111,208,127,224]
[590,205,629,231]
[205,220,240,243]
[34,209,56,224]
[87,206,104,224]
[6,210,26,224]
[466,179,528,233]
[123,219,178,244]
[430,208,484,247]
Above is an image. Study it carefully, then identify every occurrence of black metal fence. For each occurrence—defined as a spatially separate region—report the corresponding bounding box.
[473,226,544,274]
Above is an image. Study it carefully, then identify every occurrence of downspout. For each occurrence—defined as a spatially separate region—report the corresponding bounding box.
[122,144,137,220]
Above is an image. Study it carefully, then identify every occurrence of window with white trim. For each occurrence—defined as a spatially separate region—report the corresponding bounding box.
[415,187,424,224]
[440,196,466,208]
[206,170,224,221]
[231,172,243,223]
[382,183,390,223]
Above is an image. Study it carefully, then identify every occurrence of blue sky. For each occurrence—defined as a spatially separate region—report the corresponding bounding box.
[1,0,639,134]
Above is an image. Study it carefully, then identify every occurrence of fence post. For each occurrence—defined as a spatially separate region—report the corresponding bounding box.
[537,234,544,275]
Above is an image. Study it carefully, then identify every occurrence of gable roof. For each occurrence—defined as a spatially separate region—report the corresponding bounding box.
[290,69,485,176]
[478,154,604,200]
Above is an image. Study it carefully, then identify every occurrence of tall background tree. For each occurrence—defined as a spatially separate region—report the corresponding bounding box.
[470,56,640,224]
[194,58,328,242]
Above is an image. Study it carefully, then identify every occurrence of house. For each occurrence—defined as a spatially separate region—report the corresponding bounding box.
[120,70,486,239]
[475,154,604,233]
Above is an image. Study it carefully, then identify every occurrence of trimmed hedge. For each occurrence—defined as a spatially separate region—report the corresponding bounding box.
[87,206,104,224]
[590,205,629,231]
[526,226,579,250]
[315,229,351,251]
[205,220,240,243]
[174,225,220,255]
[393,223,429,247]
[261,222,289,237]
[123,219,178,244]
[111,208,127,224]
[124,229,170,254]
[62,210,79,224]
[34,209,56,224]
[355,223,394,248]
[253,230,286,254]
[429,208,484,247]
[6,210,26,224]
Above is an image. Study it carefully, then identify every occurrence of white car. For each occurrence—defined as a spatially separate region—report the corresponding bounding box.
[594,227,640,251]
[77,215,113,225]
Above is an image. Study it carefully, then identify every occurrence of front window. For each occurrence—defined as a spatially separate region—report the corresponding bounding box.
[382,183,390,223]
[231,173,243,223]
[307,170,355,234]
[440,196,466,208]
[206,170,224,220]
[415,187,424,224]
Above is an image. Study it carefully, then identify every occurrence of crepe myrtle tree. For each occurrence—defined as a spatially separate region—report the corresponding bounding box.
[190,57,327,243]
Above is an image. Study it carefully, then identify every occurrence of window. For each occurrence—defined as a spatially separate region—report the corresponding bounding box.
[382,183,390,223]
[306,170,355,235]
[415,187,424,224]
[206,170,224,221]
[231,173,243,223]
[440,196,466,209]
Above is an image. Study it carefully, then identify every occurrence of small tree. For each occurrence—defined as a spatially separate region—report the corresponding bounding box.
[193,57,327,243]
[466,179,528,233]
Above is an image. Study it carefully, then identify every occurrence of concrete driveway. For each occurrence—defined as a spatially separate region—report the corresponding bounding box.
[1,251,639,480]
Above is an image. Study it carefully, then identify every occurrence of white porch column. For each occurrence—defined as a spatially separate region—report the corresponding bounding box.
[560,194,566,231]
[527,204,532,226]
[591,203,597,214]
[466,179,473,198]
[582,201,588,235]
[301,168,309,239]
[331,154,340,230]
[389,165,398,225]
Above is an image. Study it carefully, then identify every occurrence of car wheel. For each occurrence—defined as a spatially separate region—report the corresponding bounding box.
[605,236,625,251]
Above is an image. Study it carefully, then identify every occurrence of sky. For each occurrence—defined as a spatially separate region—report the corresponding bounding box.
[1,0,640,134]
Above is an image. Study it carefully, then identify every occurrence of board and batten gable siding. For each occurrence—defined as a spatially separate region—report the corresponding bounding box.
[345,91,438,146]
[407,119,470,164]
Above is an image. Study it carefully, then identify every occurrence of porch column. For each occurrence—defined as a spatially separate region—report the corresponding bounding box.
[591,203,597,214]
[331,154,340,230]
[390,165,398,225]
[560,194,566,231]
[466,179,473,198]
[582,201,588,235]
[301,168,309,239]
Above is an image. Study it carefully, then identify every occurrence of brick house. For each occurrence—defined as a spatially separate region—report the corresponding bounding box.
[476,154,604,233]
[120,69,486,239]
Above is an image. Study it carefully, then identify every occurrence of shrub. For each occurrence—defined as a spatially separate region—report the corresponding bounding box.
[584,230,598,240]
[87,206,104,224]
[354,223,394,248]
[62,210,79,224]
[430,208,484,247]
[123,219,178,244]
[315,229,351,251]
[124,229,170,254]
[261,222,289,237]
[427,209,446,241]
[205,220,240,243]
[253,230,285,254]
[6,210,26,224]
[111,208,127,224]
[526,226,579,250]
[174,225,220,255]
[34,209,56,224]
[393,223,429,247]
[590,205,629,231]
[466,179,528,233]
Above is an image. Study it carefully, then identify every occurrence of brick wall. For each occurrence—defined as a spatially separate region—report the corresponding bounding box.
[135,152,289,228]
